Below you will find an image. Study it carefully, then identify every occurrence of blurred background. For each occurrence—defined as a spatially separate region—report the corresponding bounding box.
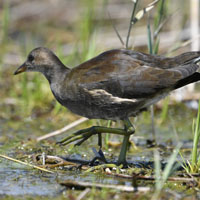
[0,0,199,143]
[1,0,200,198]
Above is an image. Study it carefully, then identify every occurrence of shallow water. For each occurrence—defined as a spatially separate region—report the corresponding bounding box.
[0,155,135,197]
[0,104,198,198]
[0,167,63,196]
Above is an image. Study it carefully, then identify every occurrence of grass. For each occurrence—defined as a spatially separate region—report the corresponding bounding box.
[152,143,181,200]
[146,2,180,197]
[0,0,101,117]
[125,0,139,49]
[180,101,200,174]
[191,101,200,170]
[0,0,200,199]
[147,0,167,54]
[146,0,168,138]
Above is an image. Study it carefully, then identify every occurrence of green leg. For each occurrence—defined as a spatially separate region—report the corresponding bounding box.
[117,135,130,165]
[57,119,135,166]
[117,119,135,165]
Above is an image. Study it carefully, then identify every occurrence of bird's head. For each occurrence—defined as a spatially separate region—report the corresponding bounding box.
[14,47,69,83]
[14,47,59,75]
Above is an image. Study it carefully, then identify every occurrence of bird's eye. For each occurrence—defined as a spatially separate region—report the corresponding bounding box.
[28,55,34,62]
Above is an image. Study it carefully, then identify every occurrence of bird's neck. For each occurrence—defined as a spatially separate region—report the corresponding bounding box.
[43,64,69,85]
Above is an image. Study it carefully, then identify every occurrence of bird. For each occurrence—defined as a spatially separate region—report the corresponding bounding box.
[14,47,200,165]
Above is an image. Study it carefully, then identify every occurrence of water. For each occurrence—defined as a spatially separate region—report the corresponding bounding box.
[0,104,198,197]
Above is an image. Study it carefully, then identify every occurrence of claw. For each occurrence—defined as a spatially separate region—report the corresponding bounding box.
[56,141,63,146]
[98,148,107,162]
[89,147,107,165]
[57,123,135,166]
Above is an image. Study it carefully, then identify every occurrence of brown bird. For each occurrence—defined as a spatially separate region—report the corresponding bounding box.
[14,47,200,165]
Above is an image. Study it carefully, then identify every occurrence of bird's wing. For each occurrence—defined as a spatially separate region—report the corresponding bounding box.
[68,49,200,99]
[124,50,200,68]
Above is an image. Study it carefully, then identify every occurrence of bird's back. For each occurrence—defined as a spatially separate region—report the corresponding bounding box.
[67,49,200,98]
[56,49,200,120]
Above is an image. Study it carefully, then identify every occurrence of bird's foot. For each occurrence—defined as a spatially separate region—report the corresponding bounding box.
[57,126,127,146]
[57,126,98,146]
[88,147,107,166]
[57,121,134,167]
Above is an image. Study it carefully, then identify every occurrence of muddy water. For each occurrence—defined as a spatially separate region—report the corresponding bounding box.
[0,104,198,197]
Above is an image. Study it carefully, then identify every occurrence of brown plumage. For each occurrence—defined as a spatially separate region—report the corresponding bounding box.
[14,47,200,165]
[14,48,200,120]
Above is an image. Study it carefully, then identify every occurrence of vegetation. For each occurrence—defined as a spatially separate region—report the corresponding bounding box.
[0,0,200,199]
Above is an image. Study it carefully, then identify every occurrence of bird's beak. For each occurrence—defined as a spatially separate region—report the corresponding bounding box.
[14,63,27,75]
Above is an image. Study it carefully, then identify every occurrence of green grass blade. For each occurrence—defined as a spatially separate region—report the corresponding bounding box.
[153,143,181,199]
[154,150,161,191]
[160,97,169,123]
[154,0,165,30]
[153,38,160,54]
[147,17,153,54]
[191,101,200,170]
[126,0,139,49]
[162,143,181,182]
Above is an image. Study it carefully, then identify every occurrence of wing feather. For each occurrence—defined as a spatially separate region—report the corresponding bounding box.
[68,49,200,99]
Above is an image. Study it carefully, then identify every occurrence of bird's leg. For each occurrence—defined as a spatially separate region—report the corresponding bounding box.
[57,121,134,167]
[117,119,135,166]
[97,133,105,159]
[95,133,107,163]
[98,133,102,148]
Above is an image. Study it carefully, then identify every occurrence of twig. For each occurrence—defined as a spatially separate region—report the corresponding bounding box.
[134,0,160,24]
[37,117,88,141]
[126,0,160,49]
[33,154,78,168]
[153,11,178,39]
[126,0,139,49]
[106,172,195,182]
[107,11,125,47]
[137,175,194,182]
[60,180,151,192]
[77,188,91,200]
[0,154,54,173]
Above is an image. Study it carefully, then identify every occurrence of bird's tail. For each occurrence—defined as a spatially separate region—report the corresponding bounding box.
[174,72,200,89]
[173,52,200,65]
[193,57,200,64]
